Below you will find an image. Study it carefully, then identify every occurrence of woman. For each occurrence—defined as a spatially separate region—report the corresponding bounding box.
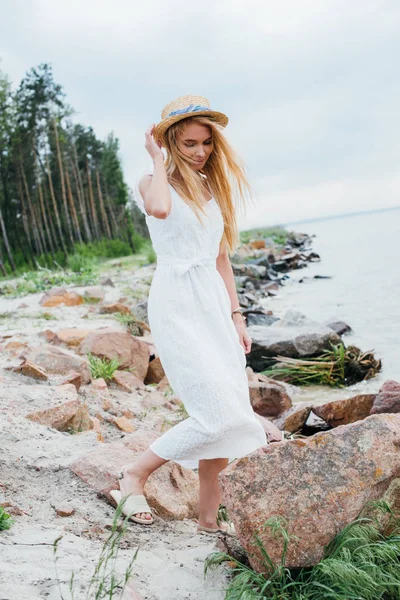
[111,95,278,532]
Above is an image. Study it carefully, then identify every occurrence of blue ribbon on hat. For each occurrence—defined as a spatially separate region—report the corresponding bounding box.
[167,104,211,117]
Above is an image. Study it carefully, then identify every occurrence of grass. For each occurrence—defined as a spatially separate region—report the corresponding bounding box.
[53,495,139,599]
[86,353,121,382]
[0,507,14,531]
[0,236,149,298]
[0,268,98,298]
[262,342,382,387]
[204,501,400,600]
[240,226,290,247]
[113,312,145,336]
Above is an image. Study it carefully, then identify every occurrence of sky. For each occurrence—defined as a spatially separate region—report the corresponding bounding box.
[0,0,399,229]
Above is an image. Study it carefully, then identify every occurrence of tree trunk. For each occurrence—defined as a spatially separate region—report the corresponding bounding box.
[46,153,68,255]
[20,159,43,255]
[103,180,122,237]
[66,169,83,244]
[71,144,92,242]
[95,170,112,238]
[17,176,36,268]
[37,178,56,256]
[0,203,16,271]
[53,120,74,246]
[86,158,101,240]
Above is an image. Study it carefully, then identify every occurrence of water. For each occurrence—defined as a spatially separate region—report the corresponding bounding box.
[262,207,400,402]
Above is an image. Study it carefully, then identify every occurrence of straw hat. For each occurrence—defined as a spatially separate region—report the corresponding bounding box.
[153,94,229,145]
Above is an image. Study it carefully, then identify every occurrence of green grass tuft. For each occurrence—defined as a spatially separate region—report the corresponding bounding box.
[0,507,15,531]
[86,353,121,381]
[204,501,400,599]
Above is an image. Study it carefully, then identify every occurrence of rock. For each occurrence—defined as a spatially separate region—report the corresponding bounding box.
[131,299,149,324]
[250,240,266,249]
[122,429,160,453]
[246,309,342,371]
[100,277,115,287]
[273,402,313,433]
[99,302,132,315]
[144,357,165,385]
[70,443,199,520]
[112,370,146,392]
[156,375,171,391]
[245,312,279,327]
[219,414,400,570]
[359,478,400,537]
[39,329,58,343]
[141,390,168,410]
[144,462,199,520]
[371,380,400,414]
[232,263,267,279]
[91,416,104,442]
[55,504,75,517]
[313,394,376,427]
[5,340,28,353]
[39,287,83,307]
[92,378,108,390]
[113,416,135,433]
[84,287,105,302]
[20,360,48,381]
[56,328,90,347]
[325,320,353,336]
[24,345,91,383]
[80,330,150,381]
[60,371,83,390]
[26,400,93,433]
[249,380,292,417]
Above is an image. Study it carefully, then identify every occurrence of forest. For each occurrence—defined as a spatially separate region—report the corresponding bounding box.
[0,62,148,278]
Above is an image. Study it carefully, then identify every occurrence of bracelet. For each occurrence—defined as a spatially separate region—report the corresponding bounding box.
[231,307,246,322]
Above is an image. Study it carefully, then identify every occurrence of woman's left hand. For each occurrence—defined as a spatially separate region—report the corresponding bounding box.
[233,314,252,354]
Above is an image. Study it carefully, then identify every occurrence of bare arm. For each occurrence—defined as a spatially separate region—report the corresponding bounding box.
[216,242,242,318]
[139,126,172,219]
[216,240,252,353]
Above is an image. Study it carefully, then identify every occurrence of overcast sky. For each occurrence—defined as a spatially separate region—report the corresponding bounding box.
[1,0,399,229]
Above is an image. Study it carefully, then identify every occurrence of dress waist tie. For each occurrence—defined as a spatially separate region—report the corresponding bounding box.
[156,256,217,311]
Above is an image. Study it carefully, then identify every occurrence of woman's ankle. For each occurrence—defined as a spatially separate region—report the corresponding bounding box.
[122,464,148,485]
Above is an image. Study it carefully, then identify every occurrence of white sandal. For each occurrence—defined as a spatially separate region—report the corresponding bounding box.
[110,489,154,525]
[196,521,236,536]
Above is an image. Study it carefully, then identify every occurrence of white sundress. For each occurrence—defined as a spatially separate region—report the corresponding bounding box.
[134,175,267,469]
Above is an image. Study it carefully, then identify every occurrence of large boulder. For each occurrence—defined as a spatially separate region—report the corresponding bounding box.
[219,414,400,570]
[313,394,376,427]
[371,380,400,414]
[80,329,150,381]
[246,309,342,371]
[70,440,199,520]
[23,345,91,383]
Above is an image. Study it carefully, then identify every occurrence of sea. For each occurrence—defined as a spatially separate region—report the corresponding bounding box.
[259,206,400,404]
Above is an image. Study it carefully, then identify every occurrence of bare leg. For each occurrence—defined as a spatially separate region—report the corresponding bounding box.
[119,448,168,520]
[198,458,229,529]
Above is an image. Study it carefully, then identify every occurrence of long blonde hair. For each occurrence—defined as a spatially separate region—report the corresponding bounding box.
[162,116,252,256]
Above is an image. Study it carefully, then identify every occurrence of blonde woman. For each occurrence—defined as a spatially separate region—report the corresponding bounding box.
[110,95,276,532]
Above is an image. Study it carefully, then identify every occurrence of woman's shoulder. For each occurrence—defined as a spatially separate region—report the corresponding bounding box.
[133,171,153,216]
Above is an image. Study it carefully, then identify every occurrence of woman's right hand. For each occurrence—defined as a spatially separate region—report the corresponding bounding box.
[145,124,164,161]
